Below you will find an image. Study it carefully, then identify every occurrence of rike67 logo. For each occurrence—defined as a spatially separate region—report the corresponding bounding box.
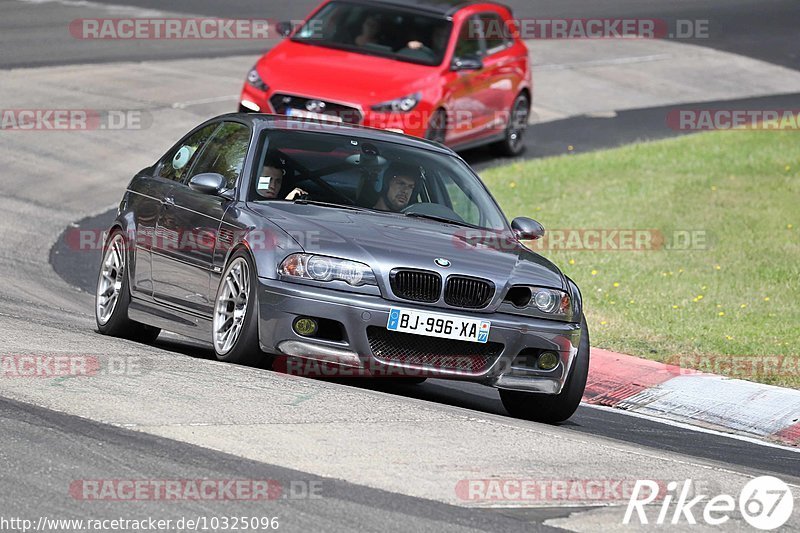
[625,476,794,530]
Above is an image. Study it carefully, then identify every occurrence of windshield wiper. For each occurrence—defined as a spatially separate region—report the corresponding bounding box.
[293,198,367,211]
[404,212,480,229]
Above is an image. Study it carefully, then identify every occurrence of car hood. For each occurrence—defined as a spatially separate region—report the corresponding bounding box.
[257,40,439,104]
[249,203,566,291]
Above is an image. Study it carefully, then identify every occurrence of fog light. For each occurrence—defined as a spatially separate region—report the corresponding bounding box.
[293,317,318,337]
[538,352,559,370]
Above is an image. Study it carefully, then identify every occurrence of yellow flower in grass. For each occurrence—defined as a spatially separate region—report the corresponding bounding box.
[568,258,575,265]
[509,181,517,189]
[718,311,725,316]
[591,269,598,276]
[740,304,747,308]
[600,320,607,325]
[629,300,635,304]
[672,305,679,309]
[714,265,721,270]
[613,282,620,287]
[788,224,794,229]
[764,297,770,302]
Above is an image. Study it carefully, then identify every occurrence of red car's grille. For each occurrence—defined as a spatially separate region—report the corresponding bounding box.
[270,94,363,124]
[367,326,503,375]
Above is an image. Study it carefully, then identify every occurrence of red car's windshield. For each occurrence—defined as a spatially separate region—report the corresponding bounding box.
[291,1,453,66]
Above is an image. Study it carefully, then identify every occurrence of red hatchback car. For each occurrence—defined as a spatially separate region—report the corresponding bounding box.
[239,0,532,155]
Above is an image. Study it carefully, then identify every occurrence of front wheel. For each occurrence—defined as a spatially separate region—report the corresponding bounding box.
[95,229,161,343]
[500,316,589,423]
[492,93,530,157]
[212,250,264,366]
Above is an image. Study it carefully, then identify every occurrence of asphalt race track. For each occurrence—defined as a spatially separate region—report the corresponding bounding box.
[2,0,800,531]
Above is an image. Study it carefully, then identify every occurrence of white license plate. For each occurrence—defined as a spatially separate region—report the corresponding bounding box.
[286,108,342,123]
[386,308,491,344]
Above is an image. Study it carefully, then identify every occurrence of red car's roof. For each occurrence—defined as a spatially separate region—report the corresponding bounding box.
[329,0,512,17]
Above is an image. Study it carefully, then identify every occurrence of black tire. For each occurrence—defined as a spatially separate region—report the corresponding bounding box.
[499,315,589,423]
[95,229,161,343]
[492,93,530,157]
[211,249,264,366]
[425,108,447,144]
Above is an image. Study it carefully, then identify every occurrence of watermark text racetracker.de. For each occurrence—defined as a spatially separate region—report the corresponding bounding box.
[667,109,800,131]
[467,17,710,40]
[1,355,149,378]
[454,228,711,252]
[70,18,274,40]
[69,478,322,501]
[0,109,151,131]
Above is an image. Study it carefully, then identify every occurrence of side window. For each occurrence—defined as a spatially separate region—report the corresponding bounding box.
[158,124,218,182]
[454,16,483,58]
[186,122,251,190]
[481,13,513,54]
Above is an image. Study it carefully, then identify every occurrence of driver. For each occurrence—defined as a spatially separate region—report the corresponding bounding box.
[256,156,307,200]
[373,162,419,212]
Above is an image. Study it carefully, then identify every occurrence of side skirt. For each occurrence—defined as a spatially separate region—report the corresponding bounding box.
[129,296,212,342]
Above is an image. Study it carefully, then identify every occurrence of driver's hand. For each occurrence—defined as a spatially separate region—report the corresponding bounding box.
[285,188,308,200]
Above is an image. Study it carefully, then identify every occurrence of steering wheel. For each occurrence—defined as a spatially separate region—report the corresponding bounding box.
[401,202,466,224]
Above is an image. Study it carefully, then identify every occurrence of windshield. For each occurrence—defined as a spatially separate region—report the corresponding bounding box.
[291,1,452,66]
[250,129,508,231]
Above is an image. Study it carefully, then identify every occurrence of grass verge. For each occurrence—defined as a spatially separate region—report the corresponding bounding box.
[482,128,800,387]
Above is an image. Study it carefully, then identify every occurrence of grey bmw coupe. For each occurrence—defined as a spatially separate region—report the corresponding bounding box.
[96,113,588,423]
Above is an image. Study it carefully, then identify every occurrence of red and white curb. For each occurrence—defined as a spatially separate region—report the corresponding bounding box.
[583,348,800,447]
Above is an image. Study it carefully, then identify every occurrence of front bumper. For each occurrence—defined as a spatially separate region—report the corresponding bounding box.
[239,86,430,139]
[258,278,583,395]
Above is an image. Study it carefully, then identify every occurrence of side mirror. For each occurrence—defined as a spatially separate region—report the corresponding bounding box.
[451,55,483,71]
[512,217,545,240]
[189,173,227,196]
[276,21,293,37]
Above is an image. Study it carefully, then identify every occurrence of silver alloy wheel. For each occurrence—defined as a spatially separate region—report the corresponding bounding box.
[507,97,530,151]
[96,233,125,325]
[213,257,251,355]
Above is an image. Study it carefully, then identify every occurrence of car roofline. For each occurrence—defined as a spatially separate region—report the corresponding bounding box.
[316,0,512,18]
[217,112,458,156]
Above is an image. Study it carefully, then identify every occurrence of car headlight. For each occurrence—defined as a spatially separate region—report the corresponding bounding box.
[371,92,421,113]
[246,67,269,91]
[505,286,573,320]
[279,254,377,287]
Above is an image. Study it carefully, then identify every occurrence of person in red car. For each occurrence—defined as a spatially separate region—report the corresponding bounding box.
[355,14,382,47]
[373,162,418,212]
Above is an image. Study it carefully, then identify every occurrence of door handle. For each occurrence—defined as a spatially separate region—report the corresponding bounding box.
[163,197,175,207]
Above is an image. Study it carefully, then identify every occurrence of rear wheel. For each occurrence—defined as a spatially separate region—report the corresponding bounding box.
[212,250,264,366]
[425,108,447,144]
[492,93,530,157]
[95,230,161,343]
[500,316,589,423]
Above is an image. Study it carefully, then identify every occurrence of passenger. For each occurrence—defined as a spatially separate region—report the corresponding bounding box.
[355,14,381,46]
[257,157,307,200]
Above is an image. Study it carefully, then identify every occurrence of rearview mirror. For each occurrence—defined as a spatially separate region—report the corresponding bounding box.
[276,21,293,37]
[512,217,545,240]
[189,173,227,196]
[451,55,483,71]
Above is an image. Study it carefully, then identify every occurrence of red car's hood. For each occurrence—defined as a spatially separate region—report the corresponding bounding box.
[257,40,439,104]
